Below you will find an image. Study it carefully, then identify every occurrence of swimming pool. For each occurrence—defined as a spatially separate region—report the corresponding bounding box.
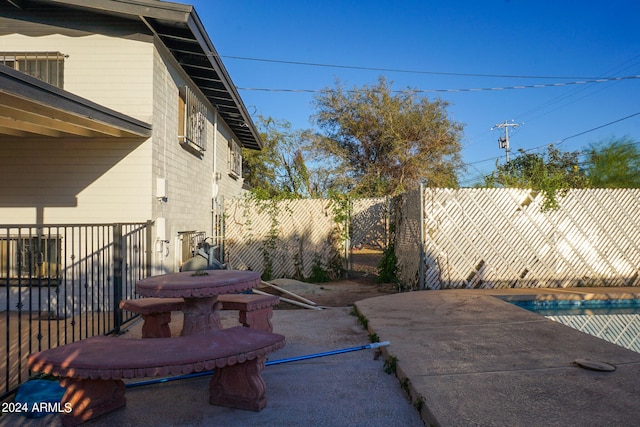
[511,298,640,354]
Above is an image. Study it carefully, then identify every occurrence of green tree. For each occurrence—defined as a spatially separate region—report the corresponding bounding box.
[243,116,320,198]
[313,76,464,197]
[484,145,588,210]
[585,136,640,188]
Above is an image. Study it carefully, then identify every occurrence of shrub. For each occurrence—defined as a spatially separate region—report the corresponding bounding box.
[377,244,398,283]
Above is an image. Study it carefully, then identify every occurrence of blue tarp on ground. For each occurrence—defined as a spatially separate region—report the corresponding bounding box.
[13,379,66,418]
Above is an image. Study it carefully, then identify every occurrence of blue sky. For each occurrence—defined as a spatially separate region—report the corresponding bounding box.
[189,0,640,186]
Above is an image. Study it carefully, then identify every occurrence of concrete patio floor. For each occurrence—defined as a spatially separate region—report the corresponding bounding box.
[0,307,422,427]
[3,286,640,426]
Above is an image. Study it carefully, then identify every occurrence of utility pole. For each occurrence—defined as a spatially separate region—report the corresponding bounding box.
[492,120,520,162]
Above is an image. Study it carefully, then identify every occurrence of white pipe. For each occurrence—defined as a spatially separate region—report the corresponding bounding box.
[252,288,323,310]
[260,280,318,306]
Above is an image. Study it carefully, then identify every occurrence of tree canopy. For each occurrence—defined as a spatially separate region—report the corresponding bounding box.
[243,116,336,199]
[313,77,464,197]
[585,136,640,188]
[483,145,588,210]
[242,89,638,202]
[242,116,308,198]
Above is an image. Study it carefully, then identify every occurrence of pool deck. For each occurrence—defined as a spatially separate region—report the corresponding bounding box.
[355,287,640,426]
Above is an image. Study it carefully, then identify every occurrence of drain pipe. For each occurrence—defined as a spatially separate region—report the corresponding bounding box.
[126,341,390,389]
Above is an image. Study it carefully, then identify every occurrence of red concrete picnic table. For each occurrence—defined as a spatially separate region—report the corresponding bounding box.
[136,270,261,336]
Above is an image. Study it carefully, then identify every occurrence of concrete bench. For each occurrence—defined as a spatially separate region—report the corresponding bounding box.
[120,293,280,338]
[119,297,185,338]
[27,326,286,426]
[218,293,280,332]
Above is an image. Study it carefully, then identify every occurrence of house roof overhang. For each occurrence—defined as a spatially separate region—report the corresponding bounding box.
[3,0,263,149]
[0,64,152,138]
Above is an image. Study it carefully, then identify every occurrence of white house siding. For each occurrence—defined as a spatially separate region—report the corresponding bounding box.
[66,35,154,124]
[0,32,154,224]
[0,138,150,224]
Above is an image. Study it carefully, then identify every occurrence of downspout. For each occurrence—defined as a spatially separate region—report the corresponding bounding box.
[211,111,221,260]
[213,111,218,195]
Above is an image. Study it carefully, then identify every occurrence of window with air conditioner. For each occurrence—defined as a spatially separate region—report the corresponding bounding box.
[0,235,61,283]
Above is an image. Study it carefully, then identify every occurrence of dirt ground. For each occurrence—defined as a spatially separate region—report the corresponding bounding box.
[260,248,398,308]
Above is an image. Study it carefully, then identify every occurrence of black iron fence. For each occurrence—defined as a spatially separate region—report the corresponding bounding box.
[1,221,153,399]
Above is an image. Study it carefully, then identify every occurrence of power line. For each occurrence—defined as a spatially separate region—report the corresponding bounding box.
[458,56,640,161]
[464,111,640,168]
[236,75,640,94]
[221,55,614,80]
[459,112,640,184]
[505,55,640,129]
[524,111,640,152]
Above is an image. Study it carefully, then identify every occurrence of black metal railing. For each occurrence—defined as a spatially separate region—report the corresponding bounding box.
[1,221,153,400]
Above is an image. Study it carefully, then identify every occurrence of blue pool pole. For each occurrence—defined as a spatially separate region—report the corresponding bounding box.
[265,341,390,366]
[126,341,390,389]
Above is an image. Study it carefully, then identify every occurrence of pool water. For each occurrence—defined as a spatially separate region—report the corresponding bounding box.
[512,298,640,316]
[511,299,640,354]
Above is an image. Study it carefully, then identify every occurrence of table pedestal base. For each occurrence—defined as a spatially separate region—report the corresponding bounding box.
[181,297,223,335]
[209,357,267,411]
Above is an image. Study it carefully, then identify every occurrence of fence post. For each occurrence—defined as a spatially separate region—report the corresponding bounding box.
[345,198,352,279]
[419,183,425,290]
[385,196,390,250]
[113,223,123,334]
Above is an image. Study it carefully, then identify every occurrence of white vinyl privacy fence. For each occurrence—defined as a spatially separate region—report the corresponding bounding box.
[393,188,640,290]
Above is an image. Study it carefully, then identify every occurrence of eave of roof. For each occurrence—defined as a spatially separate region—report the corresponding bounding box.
[40,0,263,150]
[0,64,152,138]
